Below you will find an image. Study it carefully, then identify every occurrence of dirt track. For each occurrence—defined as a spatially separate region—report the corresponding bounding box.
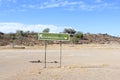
[0,44,120,80]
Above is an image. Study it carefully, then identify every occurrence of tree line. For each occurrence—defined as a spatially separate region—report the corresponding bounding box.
[0,28,84,46]
[1,27,119,46]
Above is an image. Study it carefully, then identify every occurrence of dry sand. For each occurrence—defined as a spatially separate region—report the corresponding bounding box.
[0,44,120,80]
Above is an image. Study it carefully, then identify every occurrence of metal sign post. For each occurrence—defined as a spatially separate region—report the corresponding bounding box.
[60,41,62,68]
[44,40,47,68]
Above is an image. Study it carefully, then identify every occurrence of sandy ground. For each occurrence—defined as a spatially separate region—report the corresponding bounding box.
[0,44,120,80]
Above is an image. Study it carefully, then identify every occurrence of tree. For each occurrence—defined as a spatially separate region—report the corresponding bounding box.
[71,31,84,44]
[75,31,83,39]
[42,28,50,33]
[0,32,4,35]
[16,30,24,45]
[8,33,16,48]
[16,30,23,38]
[63,28,76,34]
[72,37,79,44]
[0,32,4,39]
[23,31,30,37]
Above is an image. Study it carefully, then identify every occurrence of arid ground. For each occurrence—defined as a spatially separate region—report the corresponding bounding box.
[0,44,120,80]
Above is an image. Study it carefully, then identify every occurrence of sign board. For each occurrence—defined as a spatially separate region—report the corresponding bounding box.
[38,33,70,41]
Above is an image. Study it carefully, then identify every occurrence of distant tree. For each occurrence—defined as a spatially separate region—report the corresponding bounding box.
[16,30,24,45]
[23,31,30,37]
[8,33,16,48]
[63,28,76,34]
[10,33,16,40]
[0,32,4,35]
[0,32,4,39]
[42,28,50,33]
[72,37,79,44]
[16,30,23,38]
[75,31,83,39]
[71,31,84,45]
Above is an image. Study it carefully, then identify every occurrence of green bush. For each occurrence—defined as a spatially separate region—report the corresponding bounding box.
[75,31,83,39]
[72,37,79,44]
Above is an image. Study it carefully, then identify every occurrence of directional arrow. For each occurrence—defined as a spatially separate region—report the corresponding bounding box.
[39,34,42,38]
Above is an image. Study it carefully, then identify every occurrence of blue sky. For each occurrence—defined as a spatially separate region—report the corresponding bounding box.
[0,0,120,36]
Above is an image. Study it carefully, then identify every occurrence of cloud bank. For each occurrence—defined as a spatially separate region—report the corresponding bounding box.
[0,22,65,33]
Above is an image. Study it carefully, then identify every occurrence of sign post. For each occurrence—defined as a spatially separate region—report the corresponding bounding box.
[60,41,62,68]
[44,40,47,68]
[38,33,70,68]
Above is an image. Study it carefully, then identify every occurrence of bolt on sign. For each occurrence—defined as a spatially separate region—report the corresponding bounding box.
[38,33,70,41]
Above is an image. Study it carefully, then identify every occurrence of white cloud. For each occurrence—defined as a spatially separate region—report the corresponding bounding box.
[39,0,119,11]
[39,1,84,9]
[7,0,17,3]
[0,22,65,33]
[78,2,114,11]
[95,0,103,3]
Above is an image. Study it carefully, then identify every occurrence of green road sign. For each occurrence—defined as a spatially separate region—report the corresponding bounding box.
[38,33,70,41]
